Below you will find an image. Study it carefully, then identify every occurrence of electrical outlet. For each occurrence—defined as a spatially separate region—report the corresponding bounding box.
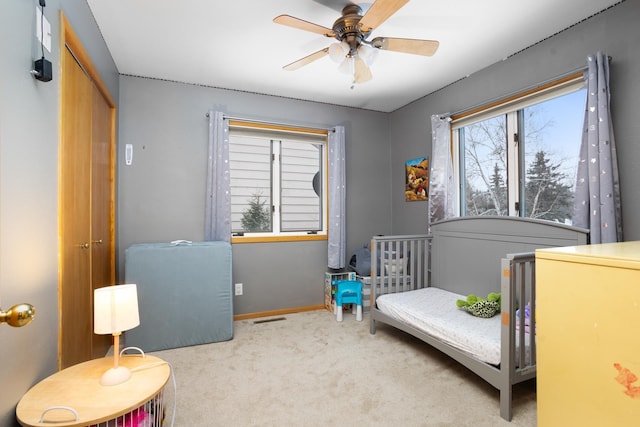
[235,283,243,296]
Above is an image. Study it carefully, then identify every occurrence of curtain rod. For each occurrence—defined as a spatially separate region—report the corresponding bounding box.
[204,112,335,132]
[443,55,612,120]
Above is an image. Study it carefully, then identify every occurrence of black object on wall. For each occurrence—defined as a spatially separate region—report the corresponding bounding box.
[32,0,52,82]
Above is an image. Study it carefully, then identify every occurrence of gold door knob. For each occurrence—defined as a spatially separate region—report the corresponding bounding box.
[92,239,103,244]
[80,242,90,249]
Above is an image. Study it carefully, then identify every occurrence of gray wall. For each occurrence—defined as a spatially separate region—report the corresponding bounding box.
[116,76,391,315]
[0,1,118,425]
[389,1,640,240]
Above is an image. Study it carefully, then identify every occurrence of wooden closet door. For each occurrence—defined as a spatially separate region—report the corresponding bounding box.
[90,83,115,359]
[60,15,117,370]
[60,46,93,368]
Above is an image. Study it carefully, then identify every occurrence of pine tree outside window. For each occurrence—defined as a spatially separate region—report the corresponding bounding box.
[452,74,586,225]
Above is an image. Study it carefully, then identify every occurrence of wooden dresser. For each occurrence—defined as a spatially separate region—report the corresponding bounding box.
[536,241,640,426]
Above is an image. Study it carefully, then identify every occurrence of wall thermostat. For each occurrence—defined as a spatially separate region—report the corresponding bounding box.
[125,144,133,165]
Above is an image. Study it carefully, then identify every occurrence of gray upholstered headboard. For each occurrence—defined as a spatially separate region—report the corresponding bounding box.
[430,216,588,296]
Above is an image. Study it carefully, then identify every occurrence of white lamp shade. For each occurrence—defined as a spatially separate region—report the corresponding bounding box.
[358,44,378,66]
[328,41,349,63]
[94,284,140,334]
[338,56,355,75]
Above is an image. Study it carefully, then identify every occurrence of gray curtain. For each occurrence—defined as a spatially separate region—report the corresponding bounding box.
[573,52,622,243]
[428,114,456,231]
[328,126,346,269]
[204,111,231,242]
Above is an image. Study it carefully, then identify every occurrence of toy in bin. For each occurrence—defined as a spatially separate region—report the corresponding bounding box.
[89,407,148,427]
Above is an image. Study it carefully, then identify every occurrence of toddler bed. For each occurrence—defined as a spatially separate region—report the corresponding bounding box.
[368,217,588,421]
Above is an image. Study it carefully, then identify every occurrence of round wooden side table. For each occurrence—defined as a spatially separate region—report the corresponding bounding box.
[16,355,170,427]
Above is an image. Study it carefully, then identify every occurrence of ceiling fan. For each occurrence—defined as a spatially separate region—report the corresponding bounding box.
[273,0,439,84]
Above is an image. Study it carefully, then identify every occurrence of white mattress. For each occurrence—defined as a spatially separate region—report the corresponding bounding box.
[376,287,502,365]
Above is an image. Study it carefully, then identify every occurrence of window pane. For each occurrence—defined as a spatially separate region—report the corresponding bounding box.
[522,89,585,224]
[460,115,508,216]
[229,135,272,233]
[280,140,322,231]
[228,121,328,238]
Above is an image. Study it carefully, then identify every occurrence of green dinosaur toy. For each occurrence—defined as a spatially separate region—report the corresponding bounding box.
[456,292,501,318]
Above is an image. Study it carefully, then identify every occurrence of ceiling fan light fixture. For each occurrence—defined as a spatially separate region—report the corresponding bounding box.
[338,56,355,75]
[274,0,439,83]
[328,41,349,63]
[358,44,378,66]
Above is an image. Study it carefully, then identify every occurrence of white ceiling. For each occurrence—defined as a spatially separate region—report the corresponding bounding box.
[86,0,620,113]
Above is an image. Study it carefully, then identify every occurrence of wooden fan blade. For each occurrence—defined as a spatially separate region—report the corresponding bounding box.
[354,57,373,83]
[273,15,336,38]
[372,37,439,56]
[359,0,409,32]
[283,48,330,71]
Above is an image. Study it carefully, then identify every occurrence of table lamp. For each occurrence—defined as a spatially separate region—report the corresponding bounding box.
[94,284,140,386]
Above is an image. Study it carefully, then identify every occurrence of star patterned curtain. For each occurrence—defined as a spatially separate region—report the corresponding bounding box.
[572,52,622,243]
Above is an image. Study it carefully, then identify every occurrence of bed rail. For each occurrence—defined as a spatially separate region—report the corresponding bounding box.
[500,251,537,420]
[370,234,431,299]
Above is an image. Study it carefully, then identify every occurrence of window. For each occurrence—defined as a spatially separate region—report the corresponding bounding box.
[228,121,328,241]
[452,74,586,224]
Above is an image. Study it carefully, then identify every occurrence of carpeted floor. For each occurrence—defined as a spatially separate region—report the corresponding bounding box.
[151,309,536,426]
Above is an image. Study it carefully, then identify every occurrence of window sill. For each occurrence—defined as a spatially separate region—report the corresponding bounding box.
[231,234,327,244]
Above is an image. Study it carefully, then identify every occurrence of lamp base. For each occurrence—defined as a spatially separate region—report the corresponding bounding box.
[100,366,132,386]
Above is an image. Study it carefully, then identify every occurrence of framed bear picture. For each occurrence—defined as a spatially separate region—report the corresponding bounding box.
[405,156,429,202]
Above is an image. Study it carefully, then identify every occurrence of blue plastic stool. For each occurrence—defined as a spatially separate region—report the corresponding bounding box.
[332,279,363,322]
